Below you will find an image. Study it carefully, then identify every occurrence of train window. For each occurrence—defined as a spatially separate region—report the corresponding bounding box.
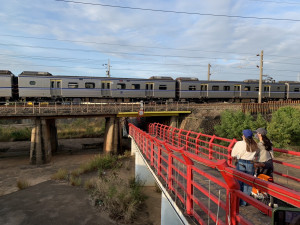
[295,88,299,92]
[68,82,79,88]
[264,86,270,92]
[189,85,196,91]
[223,86,230,91]
[244,86,251,91]
[85,82,95,89]
[57,81,61,88]
[117,83,126,89]
[255,87,259,91]
[51,81,54,88]
[132,84,140,90]
[212,86,219,91]
[29,81,36,85]
[159,85,167,90]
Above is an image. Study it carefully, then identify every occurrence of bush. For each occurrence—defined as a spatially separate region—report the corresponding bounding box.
[51,168,69,180]
[267,107,300,148]
[92,175,146,223]
[69,175,81,186]
[17,179,30,190]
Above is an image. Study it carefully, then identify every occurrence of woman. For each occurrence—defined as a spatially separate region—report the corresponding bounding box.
[231,129,258,206]
[254,128,274,177]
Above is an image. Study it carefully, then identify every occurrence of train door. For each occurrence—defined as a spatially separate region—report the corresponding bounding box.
[263,85,271,98]
[234,85,241,97]
[50,80,62,97]
[101,81,111,97]
[145,83,154,97]
[200,84,208,97]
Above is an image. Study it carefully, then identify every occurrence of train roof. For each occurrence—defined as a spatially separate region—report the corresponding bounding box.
[20,71,52,76]
[149,76,173,80]
[176,77,199,81]
[0,70,13,75]
[278,81,300,84]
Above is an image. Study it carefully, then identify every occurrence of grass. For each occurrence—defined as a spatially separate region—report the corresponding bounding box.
[0,118,106,142]
[79,154,120,174]
[69,175,81,186]
[17,179,31,190]
[51,168,69,180]
[92,175,146,223]
[0,126,31,142]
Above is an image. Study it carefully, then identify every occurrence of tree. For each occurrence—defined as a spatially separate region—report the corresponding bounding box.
[214,110,255,140]
[267,107,300,148]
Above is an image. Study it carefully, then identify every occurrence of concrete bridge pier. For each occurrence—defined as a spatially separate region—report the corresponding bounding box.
[169,116,178,127]
[30,118,58,165]
[103,117,122,154]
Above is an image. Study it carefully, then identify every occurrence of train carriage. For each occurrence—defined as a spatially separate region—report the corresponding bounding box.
[284,82,300,99]
[0,70,14,102]
[18,71,52,100]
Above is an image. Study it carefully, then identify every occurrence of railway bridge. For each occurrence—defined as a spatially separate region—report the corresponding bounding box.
[0,102,191,164]
[129,123,300,225]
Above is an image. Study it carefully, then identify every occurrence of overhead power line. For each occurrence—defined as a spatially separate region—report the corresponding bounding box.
[55,0,300,22]
[3,34,300,60]
[249,0,300,5]
[0,34,258,56]
[0,42,259,61]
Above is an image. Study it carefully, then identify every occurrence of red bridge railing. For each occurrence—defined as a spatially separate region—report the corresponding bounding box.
[148,123,300,184]
[129,124,300,225]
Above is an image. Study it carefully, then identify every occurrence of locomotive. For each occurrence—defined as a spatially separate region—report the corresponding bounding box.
[1,70,300,103]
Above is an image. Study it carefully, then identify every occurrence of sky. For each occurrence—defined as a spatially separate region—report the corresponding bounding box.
[0,0,300,82]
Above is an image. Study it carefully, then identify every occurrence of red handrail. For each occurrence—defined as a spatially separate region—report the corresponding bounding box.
[148,123,300,183]
[131,123,300,225]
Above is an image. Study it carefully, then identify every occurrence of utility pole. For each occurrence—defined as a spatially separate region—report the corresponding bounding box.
[106,59,111,77]
[257,50,263,103]
[207,64,211,81]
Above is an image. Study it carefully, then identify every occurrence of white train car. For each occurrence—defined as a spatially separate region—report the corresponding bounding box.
[18,71,52,100]
[0,70,14,101]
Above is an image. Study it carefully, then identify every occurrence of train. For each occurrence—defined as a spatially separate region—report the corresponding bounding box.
[1,70,300,103]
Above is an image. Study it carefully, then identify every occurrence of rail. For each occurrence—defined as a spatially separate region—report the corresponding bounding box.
[148,123,300,185]
[129,124,300,225]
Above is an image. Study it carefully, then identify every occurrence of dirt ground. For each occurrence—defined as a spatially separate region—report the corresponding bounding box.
[0,138,162,225]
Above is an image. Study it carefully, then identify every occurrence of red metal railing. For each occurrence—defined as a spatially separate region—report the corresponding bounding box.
[129,124,300,225]
[149,123,300,183]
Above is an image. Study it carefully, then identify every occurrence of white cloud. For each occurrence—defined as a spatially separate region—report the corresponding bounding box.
[0,0,299,80]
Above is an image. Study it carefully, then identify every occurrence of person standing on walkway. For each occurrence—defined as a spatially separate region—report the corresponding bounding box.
[254,128,274,177]
[231,129,258,206]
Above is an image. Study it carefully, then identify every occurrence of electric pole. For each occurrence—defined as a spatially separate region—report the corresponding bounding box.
[207,64,211,81]
[106,59,111,77]
[257,50,263,103]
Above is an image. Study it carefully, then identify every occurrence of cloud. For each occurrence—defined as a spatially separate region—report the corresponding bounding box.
[0,0,299,80]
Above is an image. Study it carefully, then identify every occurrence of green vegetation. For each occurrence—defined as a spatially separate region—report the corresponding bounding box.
[16,179,31,190]
[78,154,120,174]
[57,118,105,139]
[0,126,31,142]
[92,175,146,223]
[214,110,267,140]
[267,107,300,148]
[51,168,69,180]
[214,106,300,149]
[0,118,105,142]
[69,175,82,186]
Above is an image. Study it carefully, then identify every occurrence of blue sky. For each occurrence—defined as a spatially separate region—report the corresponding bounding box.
[1,0,300,82]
